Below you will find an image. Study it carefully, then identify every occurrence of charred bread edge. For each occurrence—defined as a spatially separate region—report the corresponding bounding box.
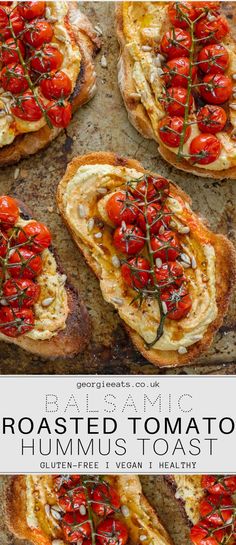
[0,3,101,167]
[56,151,236,368]
[116,2,236,180]
[0,198,91,358]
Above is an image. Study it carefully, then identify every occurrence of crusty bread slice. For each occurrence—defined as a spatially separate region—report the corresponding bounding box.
[0,2,101,167]
[57,151,236,368]
[116,2,236,180]
[5,475,174,545]
[0,199,90,358]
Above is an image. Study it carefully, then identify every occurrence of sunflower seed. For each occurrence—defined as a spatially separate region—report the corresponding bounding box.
[191,256,197,269]
[112,255,121,268]
[94,25,103,36]
[42,297,54,307]
[51,504,62,513]
[14,167,20,179]
[111,297,124,306]
[97,187,107,195]
[178,225,190,234]
[78,204,86,218]
[0,298,7,305]
[79,505,87,515]
[94,231,103,239]
[87,218,95,232]
[45,6,51,17]
[45,504,51,517]
[207,13,216,21]
[121,505,130,517]
[162,301,168,315]
[155,258,162,268]
[0,110,6,117]
[142,45,152,52]
[230,103,236,110]
[157,67,164,76]
[178,346,188,355]
[140,536,148,542]
[180,252,191,264]
[232,74,236,81]
[181,261,191,269]
[100,55,107,68]
[192,334,202,342]
[51,508,61,521]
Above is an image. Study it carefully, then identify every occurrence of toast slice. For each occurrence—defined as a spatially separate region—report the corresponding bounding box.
[0,199,90,358]
[57,151,236,368]
[0,2,101,166]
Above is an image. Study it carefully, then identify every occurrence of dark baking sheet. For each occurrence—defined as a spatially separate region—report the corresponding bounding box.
[0,2,235,375]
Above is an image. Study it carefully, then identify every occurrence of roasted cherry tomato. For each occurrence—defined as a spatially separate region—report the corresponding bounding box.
[190,134,221,165]
[155,261,185,288]
[0,306,34,337]
[202,475,236,496]
[150,230,180,261]
[40,71,72,99]
[132,176,169,202]
[96,518,128,545]
[58,485,86,512]
[46,100,72,128]
[30,45,63,73]
[121,256,151,289]
[163,86,193,117]
[197,44,229,75]
[161,285,192,320]
[106,190,139,226]
[8,247,42,279]
[199,494,233,526]
[3,278,40,308]
[1,38,25,65]
[197,105,227,134]
[54,474,81,491]
[0,196,19,226]
[113,224,145,255]
[90,483,121,516]
[190,521,226,545]
[23,20,53,47]
[195,15,229,43]
[18,1,46,20]
[11,91,43,122]
[16,221,51,253]
[160,28,191,60]
[163,57,197,88]
[138,203,171,234]
[193,3,220,16]
[200,73,232,105]
[0,231,8,258]
[158,116,191,148]
[168,2,197,29]
[0,7,24,40]
[62,512,91,544]
[1,63,28,94]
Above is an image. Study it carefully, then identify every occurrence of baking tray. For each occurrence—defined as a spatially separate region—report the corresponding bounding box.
[0,475,190,545]
[0,2,235,375]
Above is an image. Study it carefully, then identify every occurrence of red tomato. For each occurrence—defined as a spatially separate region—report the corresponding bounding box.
[58,485,86,512]
[8,247,42,279]
[155,261,185,288]
[150,231,180,261]
[194,3,220,16]
[62,512,91,544]
[16,221,52,253]
[18,1,46,20]
[199,494,233,526]
[0,306,34,337]
[168,2,197,29]
[46,100,72,128]
[96,519,128,545]
[197,105,227,134]
[202,475,236,496]
[113,224,145,255]
[0,196,19,226]
[138,203,171,234]
[132,176,169,202]
[161,285,192,320]
[11,91,43,122]
[54,474,81,491]
[0,6,8,29]
[195,15,229,43]
[1,63,28,94]
[190,134,221,165]
[0,8,25,40]
[90,483,121,516]
[23,20,53,47]
[106,191,139,226]
[1,38,25,65]
[163,57,197,88]
[197,44,229,75]
[0,231,8,258]
[3,278,40,308]
[121,257,151,289]
[190,521,226,545]
[200,74,232,105]
[158,116,191,148]
[160,28,191,60]
[30,45,63,73]
[163,86,193,117]
[40,71,72,100]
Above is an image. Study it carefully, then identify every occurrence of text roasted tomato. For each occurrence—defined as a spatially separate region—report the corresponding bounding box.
[190,521,226,545]
[168,2,197,29]
[0,306,34,337]
[18,1,46,20]
[30,45,63,73]
[0,196,19,226]
[3,278,40,308]
[200,73,232,105]
[40,71,72,99]
[163,86,193,117]
[138,203,171,234]
[150,230,180,261]
[199,494,233,526]
[195,15,229,43]
[160,28,191,60]
[155,261,185,288]
[23,20,53,47]
[197,105,227,134]
[197,44,229,75]
[190,134,221,165]
[121,257,151,289]
[1,63,28,94]
[58,485,86,512]
[1,38,25,65]
[11,91,43,122]
[132,176,169,202]
[8,247,43,279]
[62,512,91,544]
[202,475,236,496]
[90,483,121,516]
[16,221,52,253]
[106,191,139,226]
[161,285,192,320]
[158,116,191,148]
[163,57,197,88]
[96,519,128,545]
[46,101,72,128]
[113,224,145,255]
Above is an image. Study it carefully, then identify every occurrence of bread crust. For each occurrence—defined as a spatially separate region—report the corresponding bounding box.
[116,2,236,180]
[57,151,236,368]
[0,2,101,167]
[0,199,90,358]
